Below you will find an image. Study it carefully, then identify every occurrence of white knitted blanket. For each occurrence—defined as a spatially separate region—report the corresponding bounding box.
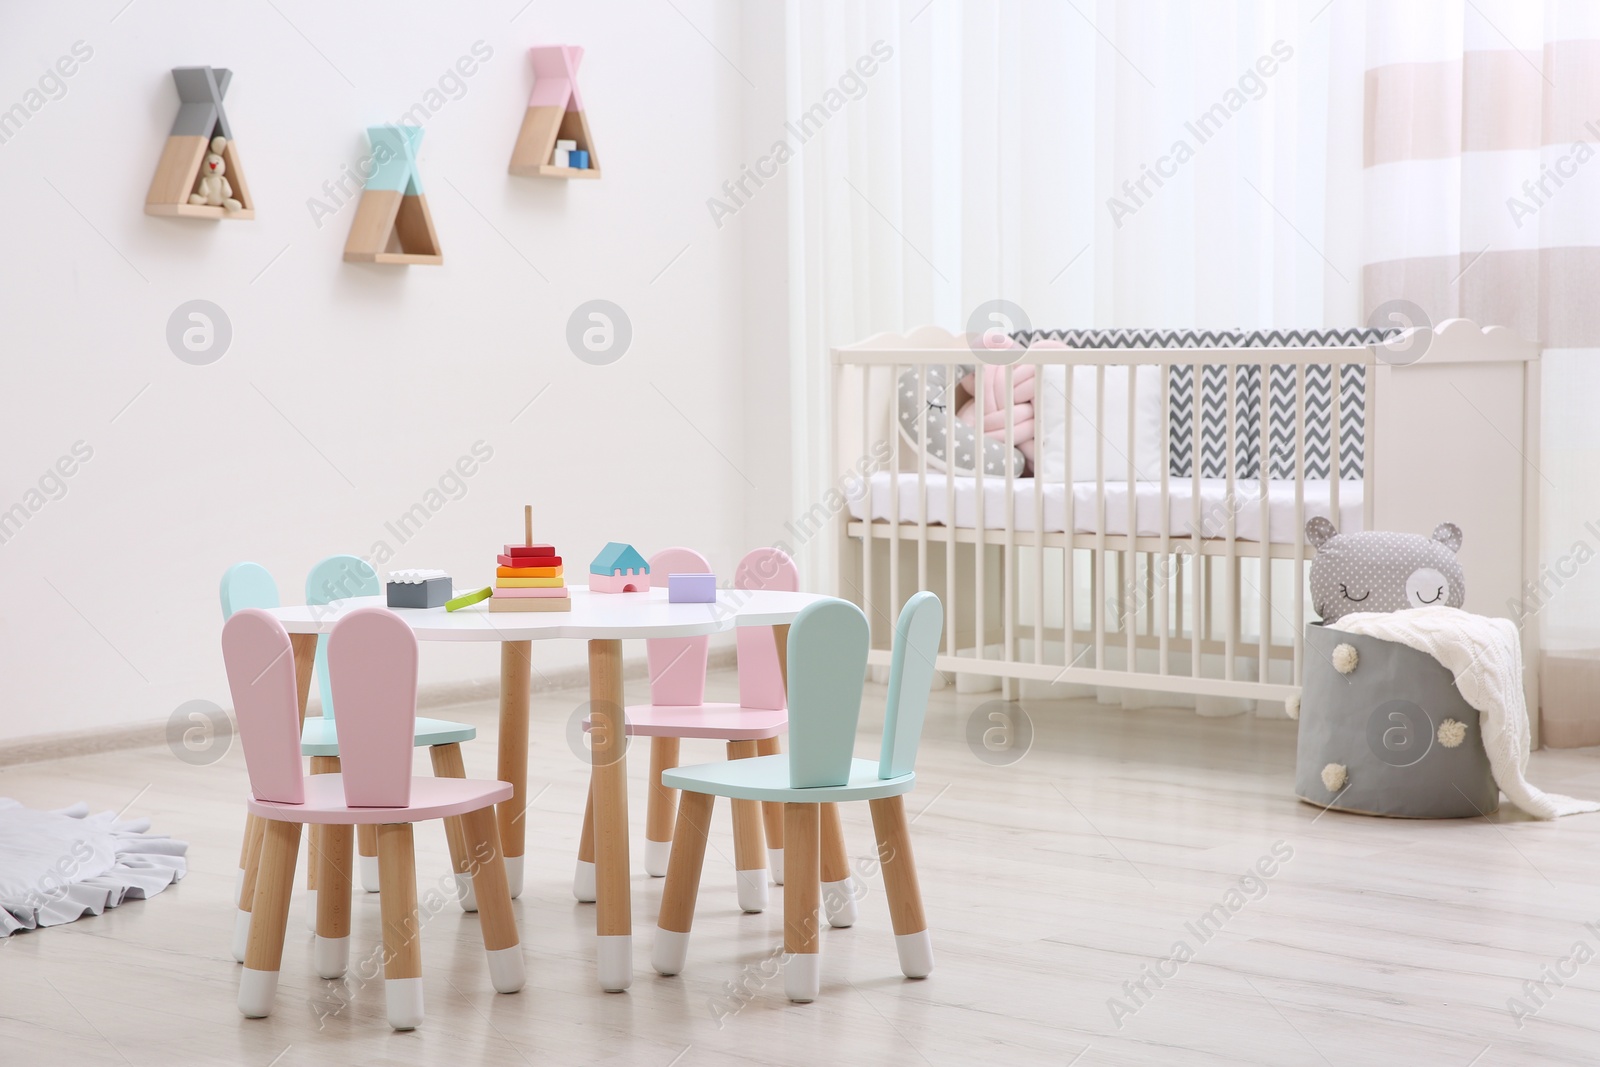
[1331,607,1599,820]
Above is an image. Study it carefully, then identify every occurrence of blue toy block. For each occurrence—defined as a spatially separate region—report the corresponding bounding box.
[569,149,589,169]
[668,572,717,603]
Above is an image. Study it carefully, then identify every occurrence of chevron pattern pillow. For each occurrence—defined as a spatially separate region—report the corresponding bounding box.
[1013,327,1398,482]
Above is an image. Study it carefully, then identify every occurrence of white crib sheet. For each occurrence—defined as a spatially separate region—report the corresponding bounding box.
[847,472,1364,543]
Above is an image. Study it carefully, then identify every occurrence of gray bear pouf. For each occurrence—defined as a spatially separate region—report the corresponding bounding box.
[1293,519,1498,818]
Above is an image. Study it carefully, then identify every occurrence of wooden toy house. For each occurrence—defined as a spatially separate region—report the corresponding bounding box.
[589,542,650,592]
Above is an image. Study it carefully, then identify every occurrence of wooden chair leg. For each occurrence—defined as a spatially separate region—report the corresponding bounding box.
[314,823,353,979]
[644,736,680,877]
[784,802,821,1002]
[573,779,596,902]
[651,790,715,976]
[727,740,768,913]
[239,819,300,1018]
[307,755,339,932]
[357,824,379,893]
[376,823,424,1030]
[869,795,932,978]
[233,812,265,963]
[756,735,784,883]
[462,805,524,994]
[820,802,857,928]
[429,743,476,912]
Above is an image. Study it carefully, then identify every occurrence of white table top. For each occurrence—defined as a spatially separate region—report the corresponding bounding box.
[261,585,829,642]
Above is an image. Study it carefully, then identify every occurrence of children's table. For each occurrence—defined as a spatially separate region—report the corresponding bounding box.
[261,584,827,991]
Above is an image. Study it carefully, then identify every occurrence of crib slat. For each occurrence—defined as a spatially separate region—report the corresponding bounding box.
[1329,361,1342,525]
[1158,363,1171,676]
[974,366,987,681]
[1003,364,1016,681]
[945,363,958,662]
[1294,362,1308,687]
[1258,362,1272,684]
[889,362,902,648]
[1126,361,1138,672]
[1032,363,1045,667]
[1224,363,1237,681]
[1190,362,1203,684]
[1063,363,1076,674]
[917,364,929,593]
[861,364,873,650]
[1094,364,1107,672]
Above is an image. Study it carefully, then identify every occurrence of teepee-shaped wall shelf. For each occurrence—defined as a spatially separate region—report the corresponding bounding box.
[145,67,255,219]
[508,45,601,179]
[342,126,442,266]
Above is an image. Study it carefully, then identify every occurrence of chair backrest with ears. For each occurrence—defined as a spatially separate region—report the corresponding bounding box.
[305,555,379,720]
[733,548,798,710]
[646,547,712,706]
[879,592,944,779]
[327,608,418,808]
[221,609,306,805]
[785,598,871,789]
[220,562,280,619]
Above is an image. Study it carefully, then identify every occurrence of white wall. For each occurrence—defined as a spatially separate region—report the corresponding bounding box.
[0,1,793,744]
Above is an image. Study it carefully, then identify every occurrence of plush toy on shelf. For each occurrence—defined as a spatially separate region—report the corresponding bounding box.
[190,135,243,212]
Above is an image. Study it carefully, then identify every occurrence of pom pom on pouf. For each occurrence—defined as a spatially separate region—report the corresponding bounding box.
[1285,691,1300,720]
[1321,763,1348,792]
[1332,643,1358,674]
[1438,719,1468,748]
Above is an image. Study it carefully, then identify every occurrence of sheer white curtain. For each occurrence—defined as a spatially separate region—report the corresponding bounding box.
[785,1,1363,709]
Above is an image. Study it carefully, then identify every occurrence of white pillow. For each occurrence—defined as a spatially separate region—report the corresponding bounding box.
[1034,364,1163,483]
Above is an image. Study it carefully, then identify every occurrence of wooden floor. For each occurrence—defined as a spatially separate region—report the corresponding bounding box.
[5,670,1600,1066]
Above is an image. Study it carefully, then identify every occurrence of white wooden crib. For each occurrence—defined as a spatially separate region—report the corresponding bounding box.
[831,320,1541,729]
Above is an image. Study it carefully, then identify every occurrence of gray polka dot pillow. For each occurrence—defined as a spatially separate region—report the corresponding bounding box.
[896,364,1025,478]
[1307,517,1465,622]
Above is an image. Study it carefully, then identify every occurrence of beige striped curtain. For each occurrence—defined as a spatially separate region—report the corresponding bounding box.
[1356,2,1600,744]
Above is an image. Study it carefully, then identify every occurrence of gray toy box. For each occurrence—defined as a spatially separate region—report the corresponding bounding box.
[386,576,452,609]
[1295,622,1497,818]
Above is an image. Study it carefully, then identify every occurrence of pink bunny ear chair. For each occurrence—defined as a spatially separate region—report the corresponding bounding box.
[223,607,523,1031]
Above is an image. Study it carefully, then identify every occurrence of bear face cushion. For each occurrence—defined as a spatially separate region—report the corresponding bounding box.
[1307,518,1465,622]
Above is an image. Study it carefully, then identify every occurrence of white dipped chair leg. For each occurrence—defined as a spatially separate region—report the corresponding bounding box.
[768,847,784,886]
[385,977,425,1031]
[644,838,672,878]
[573,859,596,903]
[823,877,858,928]
[359,855,380,893]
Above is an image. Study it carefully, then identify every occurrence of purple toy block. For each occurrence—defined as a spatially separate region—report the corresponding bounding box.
[667,572,716,604]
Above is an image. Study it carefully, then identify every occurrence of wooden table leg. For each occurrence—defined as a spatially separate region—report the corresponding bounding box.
[496,641,532,899]
[588,638,632,991]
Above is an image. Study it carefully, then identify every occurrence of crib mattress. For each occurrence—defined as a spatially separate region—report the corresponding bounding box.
[847,472,1364,543]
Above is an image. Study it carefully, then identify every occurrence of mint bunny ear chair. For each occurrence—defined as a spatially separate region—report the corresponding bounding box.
[650,591,944,1003]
